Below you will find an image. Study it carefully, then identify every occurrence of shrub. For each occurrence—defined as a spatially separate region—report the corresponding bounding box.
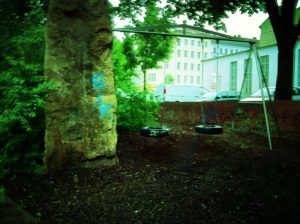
[116,90,160,132]
[0,1,54,179]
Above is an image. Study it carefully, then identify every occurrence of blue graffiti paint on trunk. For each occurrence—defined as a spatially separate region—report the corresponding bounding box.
[92,73,112,118]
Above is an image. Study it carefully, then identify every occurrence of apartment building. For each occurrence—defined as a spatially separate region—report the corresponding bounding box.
[144,29,250,90]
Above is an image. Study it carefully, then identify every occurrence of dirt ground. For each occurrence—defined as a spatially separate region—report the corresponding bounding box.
[2,128,300,224]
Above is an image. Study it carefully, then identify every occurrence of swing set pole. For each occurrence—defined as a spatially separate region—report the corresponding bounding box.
[253,45,272,150]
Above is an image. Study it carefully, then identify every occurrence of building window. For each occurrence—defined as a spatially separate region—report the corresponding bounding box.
[190,76,194,84]
[177,50,181,57]
[184,39,188,45]
[177,39,181,46]
[197,41,201,47]
[197,76,201,85]
[220,48,223,54]
[230,61,237,91]
[260,55,269,85]
[197,64,201,71]
[184,50,188,57]
[230,49,234,54]
[244,59,252,96]
[204,53,207,59]
[191,51,194,58]
[177,75,181,84]
[191,40,195,46]
[184,62,188,70]
[197,52,201,59]
[184,75,187,84]
[177,62,181,70]
[225,49,228,54]
[148,73,156,82]
[213,47,217,54]
[235,49,239,53]
[165,62,169,69]
[191,63,194,71]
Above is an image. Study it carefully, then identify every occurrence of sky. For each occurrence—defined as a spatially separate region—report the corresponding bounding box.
[219,12,268,39]
[111,0,269,40]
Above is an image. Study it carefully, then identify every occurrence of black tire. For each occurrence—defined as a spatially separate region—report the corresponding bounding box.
[140,127,169,138]
[195,124,223,134]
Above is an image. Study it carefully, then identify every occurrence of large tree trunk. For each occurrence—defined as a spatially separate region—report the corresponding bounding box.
[275,41,295,100]
[44,0,118,172]
[265,0,299,100]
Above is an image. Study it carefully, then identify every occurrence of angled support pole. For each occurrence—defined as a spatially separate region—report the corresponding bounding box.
[253,44,272,150]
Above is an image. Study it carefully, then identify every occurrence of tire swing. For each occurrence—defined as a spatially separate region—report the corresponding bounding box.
[195,39,223,135]
[140,126,169,138]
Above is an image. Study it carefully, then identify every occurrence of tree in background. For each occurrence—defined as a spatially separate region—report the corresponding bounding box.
[112,1,175,131]
[113,38,160,132]
[164,74,175,85]
[116,1,175,91]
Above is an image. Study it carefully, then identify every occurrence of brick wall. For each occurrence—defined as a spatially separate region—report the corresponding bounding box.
[160,101,300,135]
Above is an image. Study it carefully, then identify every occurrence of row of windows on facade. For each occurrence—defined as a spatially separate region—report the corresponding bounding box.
[176,50,208,59]
[229,56,269,94]
[176,48,242,59]
[213,48,242,55]
[164,62,202,70]
[175,62,201,71]
[148,74,201,85]
[149,55,270,92]
[177,39,209,47]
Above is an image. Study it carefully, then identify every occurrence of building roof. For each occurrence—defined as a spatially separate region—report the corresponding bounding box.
[259,8,300,47]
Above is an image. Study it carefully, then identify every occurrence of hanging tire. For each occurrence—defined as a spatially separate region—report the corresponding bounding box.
[140,126,169,138]
[195,124,223,134]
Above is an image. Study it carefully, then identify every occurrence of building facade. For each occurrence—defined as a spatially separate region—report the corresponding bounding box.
[143,29,250,90]
[202,19,300,95]
[142,18,300,95]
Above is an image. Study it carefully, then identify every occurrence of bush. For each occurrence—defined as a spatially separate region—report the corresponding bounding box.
[113,38,161,133]
[116,90,160,132]
[0,1,53,179]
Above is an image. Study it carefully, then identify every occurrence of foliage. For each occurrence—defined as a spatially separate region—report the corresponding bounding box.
[164,74,175,85]
[116,91,160,132]
[0,0,53,179]
[113,38,138,93]
[135,2,174,67]
[0,186,4,204]
[166,0,266,30]
[117,1,175,90]
[112,2,173,132]
[113,38,160,132]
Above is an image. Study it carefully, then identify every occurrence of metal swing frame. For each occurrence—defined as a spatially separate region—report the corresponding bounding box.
[113,23,277,146]
[231,43,280,150]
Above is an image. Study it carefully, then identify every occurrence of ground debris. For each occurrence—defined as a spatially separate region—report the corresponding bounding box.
[1,131,300,224]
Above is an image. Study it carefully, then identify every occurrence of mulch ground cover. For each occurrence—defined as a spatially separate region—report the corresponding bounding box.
[1,129,300,224]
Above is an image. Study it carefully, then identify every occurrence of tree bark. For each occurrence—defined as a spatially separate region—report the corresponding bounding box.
[275,41,295,100]
[44,0,118,172]
[143,69,147,91]
[265,0,299,100]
